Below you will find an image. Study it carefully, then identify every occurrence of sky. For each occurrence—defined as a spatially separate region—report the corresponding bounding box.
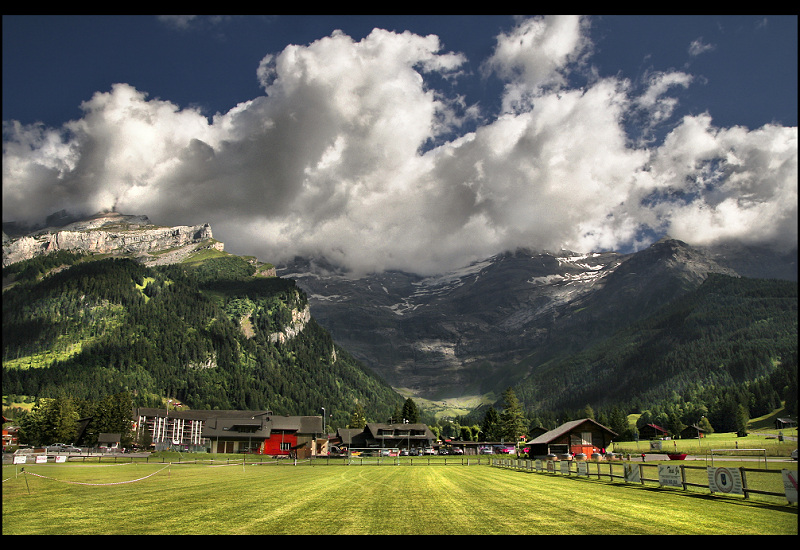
[3,15,797,275]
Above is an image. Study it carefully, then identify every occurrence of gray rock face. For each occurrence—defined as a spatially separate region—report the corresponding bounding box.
[2,212,215,267]
[278,239,741,400]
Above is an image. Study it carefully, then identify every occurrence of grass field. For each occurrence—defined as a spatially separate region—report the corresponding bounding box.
[3,462,796,535]
[612,430,798,458]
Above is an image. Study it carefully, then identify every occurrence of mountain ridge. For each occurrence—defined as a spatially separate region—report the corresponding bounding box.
[3,211,796,421]
[276,238,750,400]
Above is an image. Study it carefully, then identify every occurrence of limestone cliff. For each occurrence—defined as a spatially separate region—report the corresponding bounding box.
[2,211,219,267]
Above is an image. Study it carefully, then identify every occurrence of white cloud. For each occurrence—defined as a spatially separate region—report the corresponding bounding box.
[688,37,715,57]
[3,16,797,275]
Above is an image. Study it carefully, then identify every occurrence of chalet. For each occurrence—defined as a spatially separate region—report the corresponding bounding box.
[98,433,121,451]
[775,417,797,430]
[335,422,436,452]
[133,408,323,457]
[638,423,668,440]
[526,418,617,458]
[2,416,19,450]
[679,424,706,439]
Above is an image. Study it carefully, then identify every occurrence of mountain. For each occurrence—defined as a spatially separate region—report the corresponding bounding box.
[3,210,218,267]
[4,211,796,424]
[515,273,797,413]
[2,215,404,426]
[277,238,793,403]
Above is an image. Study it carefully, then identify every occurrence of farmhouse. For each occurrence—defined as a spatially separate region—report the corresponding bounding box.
[638,423,668,440]
[134,408,323,457]
[335,422,436,452]
[679,424,706,439]
[526,418,617,458]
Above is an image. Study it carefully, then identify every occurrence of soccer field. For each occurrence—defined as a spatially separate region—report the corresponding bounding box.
[2,462,796,535]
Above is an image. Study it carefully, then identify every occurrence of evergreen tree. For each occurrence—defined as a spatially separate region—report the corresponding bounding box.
[481,406,500,442]
[349,403,367,429]
[401,398,419,423]
[498,387,527,443]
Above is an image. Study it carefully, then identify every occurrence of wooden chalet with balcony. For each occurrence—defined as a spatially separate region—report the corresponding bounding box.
[526,418,617,458]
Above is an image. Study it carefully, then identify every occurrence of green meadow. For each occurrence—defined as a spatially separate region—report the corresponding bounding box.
[3,462,796,535]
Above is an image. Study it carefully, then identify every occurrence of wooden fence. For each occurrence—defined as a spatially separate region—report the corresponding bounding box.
[492,457,797,505]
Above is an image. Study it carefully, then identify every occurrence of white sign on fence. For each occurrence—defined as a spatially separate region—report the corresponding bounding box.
[13,455,26,464]
[577,461,588,476]
[560,460,570,474]
[782,469,797,503]
[658,464,682,487]
[534,459,543,472]
[624,463,641,483]
[35,455,47,464]
[707,467,743,495]
[55,455,67,463]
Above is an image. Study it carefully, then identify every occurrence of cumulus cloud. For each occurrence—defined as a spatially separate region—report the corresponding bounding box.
[3,15,797,275]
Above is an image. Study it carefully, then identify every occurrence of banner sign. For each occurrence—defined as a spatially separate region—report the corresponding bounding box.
[782,469,798,503]
[560,460,570,474]
[624,463,641,483]
[658,464,683,487]
[577,461,588,476]
[35,455,47,463]
[55,455,67,463]
[13,455,26,464]
[707,467,743,495]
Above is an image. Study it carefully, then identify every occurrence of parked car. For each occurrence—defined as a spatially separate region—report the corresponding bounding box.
[451,447,464,455]
[422,448,436,455]
[479,447,493,454]
[47,443,80,453]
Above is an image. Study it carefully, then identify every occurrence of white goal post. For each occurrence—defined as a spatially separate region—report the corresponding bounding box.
[707,448,767,468]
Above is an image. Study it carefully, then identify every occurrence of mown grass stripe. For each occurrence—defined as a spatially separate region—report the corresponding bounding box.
[2,463,795,535]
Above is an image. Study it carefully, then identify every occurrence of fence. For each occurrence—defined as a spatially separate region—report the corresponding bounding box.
[492,457,798,505]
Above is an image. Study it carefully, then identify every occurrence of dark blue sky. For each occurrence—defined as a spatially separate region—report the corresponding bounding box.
[2,16,796,274]
[3,15,796,131]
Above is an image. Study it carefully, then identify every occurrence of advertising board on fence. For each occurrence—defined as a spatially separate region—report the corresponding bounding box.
[560,460,570,474]
[577,461,588,476]
[707,467,743,495]
[624,463,640,483]
[782,469,797,503]
[658,464,682,488]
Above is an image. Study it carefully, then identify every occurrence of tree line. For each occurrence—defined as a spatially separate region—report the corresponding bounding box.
[3,253,403,430]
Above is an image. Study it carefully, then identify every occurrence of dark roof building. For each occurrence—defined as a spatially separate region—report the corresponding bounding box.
[335,422,435,451]
[526,418,617,458]
[638,423,668,440]
[134,408,323,456]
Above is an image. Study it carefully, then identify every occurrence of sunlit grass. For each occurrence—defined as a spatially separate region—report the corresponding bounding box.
[3,462,795,535]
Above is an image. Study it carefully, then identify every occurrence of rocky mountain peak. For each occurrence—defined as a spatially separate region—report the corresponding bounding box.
[2,211,219,267]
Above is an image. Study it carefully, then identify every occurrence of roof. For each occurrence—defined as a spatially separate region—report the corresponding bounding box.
[98,433,121,443]
[335,428,363,445]
[270,415,323,433]
[641,423,667,433]
[365,422,435,440]
[527,418,617,445]
[202,416,271,438]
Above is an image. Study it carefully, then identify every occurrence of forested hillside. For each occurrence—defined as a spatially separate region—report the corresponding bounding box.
[511,274,797,433]
[2,252,403,427]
